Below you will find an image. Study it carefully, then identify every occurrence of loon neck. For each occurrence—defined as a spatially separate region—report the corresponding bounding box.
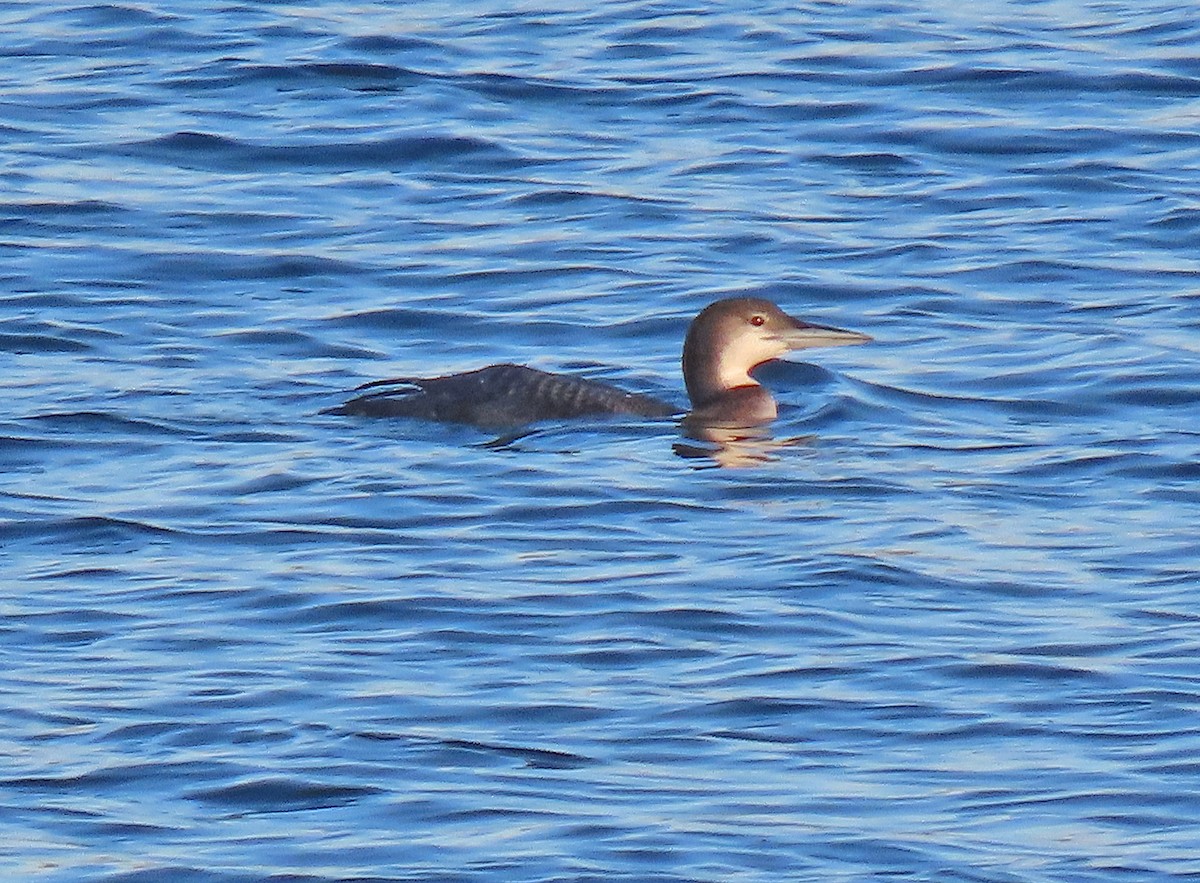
[682,319,764,406]
[683,356,761,408]
[681,327,779,424]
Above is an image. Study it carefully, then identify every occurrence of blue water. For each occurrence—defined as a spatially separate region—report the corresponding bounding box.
[4,2,1200,880]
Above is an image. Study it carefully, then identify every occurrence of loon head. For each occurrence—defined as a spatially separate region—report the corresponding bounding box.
[681,297,871,424]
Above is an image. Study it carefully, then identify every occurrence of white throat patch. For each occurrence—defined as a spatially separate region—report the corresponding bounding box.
[714,332,784,389]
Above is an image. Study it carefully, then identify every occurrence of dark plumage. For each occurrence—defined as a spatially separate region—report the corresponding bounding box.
[329,363,675,429]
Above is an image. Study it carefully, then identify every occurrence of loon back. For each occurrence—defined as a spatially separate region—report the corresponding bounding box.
[327,363,676,429]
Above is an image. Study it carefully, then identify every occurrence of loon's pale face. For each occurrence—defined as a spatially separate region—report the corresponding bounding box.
[691,298,872,392]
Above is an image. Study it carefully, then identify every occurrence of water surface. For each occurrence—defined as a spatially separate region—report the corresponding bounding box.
[3,2,1200,881]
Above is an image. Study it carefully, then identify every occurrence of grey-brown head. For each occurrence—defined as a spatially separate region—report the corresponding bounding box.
[681,297,871,424]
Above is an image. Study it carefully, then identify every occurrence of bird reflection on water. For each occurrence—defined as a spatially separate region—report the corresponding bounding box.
[673,421,817,469]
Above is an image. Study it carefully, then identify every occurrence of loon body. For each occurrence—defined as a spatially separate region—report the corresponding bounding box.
[329,298,870,429]
[335,363,675,428]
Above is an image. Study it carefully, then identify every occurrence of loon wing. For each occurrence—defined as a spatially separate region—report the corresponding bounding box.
[329,364,676,429]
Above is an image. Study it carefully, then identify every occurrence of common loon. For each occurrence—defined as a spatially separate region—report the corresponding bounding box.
[328,298,870,429]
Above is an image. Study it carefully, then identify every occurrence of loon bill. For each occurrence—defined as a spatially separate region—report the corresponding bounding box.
[327,297,871,429]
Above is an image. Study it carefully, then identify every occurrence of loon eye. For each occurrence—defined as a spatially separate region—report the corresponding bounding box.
[749,314,766,327]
